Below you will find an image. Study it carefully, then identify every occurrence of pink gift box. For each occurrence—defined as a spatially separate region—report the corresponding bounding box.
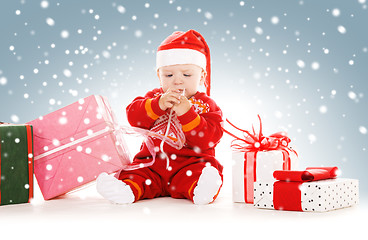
[27,95,130,200]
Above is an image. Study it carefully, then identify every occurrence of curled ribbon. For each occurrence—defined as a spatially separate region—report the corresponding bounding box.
[223,115,296,155]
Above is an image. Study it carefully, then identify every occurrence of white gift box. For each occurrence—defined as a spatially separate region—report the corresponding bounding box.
[232,150,298,203]
[253,178,359,212]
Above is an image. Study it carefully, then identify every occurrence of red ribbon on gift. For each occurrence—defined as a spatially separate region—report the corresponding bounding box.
[273,167,339,211]
[223,115,297,203]
[274,167,339,182]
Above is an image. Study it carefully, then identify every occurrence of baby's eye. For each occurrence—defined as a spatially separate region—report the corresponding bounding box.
[166,74,173,77]
[183,74,191,77]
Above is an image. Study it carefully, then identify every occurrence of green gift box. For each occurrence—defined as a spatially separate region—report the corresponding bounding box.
[0,123,34,206]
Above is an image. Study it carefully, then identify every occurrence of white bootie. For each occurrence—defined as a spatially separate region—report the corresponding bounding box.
[193,166,222,205]
[96,172,135,204]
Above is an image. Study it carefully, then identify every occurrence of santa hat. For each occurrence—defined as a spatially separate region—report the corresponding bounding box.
[156,30,211,96]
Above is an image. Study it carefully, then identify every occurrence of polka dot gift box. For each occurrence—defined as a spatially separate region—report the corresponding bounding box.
[27,95,131,200]
[0,123,33,206]
[253,167,359,212]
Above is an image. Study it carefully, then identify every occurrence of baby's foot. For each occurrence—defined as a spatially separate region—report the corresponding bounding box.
[96,172,135,204]
[193,166,222,205]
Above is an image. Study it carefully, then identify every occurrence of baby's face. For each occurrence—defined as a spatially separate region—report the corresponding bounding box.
[158,64,205,98]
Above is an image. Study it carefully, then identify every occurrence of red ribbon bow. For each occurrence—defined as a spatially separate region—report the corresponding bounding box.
[223,115,296,155]
[273,167,339,182]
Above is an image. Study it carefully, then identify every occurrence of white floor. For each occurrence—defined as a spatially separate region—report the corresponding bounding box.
[1,140,365,239]
[0,175,366,240]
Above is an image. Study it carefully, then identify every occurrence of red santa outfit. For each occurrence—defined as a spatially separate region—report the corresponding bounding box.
[117,87,224,202]
[97,30,224,204]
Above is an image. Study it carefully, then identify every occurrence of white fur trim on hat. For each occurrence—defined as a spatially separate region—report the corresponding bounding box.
[156,48,206,71]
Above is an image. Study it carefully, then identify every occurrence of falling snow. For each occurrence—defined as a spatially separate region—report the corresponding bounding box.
[61,30,69,39]
[0,0,367,191]
[10,115,19,123]
[296,60,306,68]
[40,1,49,9]
[360,126,367,135]
[308,134,317,144]
[271,16,279,25]
[311,62,320,70]
[319,105,328,114]
[46,17,55,26]
[331,8,341,17]
[337,25,347,34]
[0,77,7,85]
[254,26,263,35]
[204,12,213,20]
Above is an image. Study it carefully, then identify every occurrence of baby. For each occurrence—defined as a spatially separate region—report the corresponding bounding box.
[96,30,224,205]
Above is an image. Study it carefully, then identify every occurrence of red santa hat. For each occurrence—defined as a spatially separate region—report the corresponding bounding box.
[156,30,211,96]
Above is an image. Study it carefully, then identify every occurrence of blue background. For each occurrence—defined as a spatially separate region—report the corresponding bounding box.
[1,0,367,201]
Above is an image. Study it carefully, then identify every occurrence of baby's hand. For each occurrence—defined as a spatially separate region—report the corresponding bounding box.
[172,95,191,116]
[159,88,182,111]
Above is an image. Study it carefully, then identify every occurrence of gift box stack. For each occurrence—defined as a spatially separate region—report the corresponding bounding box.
[227,115,359,212]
